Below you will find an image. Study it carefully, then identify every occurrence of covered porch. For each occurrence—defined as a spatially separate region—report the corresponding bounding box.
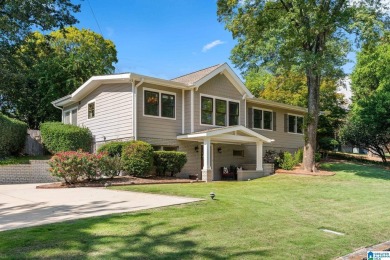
[177,125,274,182]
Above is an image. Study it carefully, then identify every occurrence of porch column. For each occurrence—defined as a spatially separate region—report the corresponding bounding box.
[256,141,263,171]
[202,137,213,182]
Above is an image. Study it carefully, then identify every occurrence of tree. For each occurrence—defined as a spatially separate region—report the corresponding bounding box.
[217,0,388,172]
[341,35,390,162]
[0,27,118,128]
[246,70,347,151]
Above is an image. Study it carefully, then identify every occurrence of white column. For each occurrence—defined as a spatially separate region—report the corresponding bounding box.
[256,141,263,171]
[203,138,211,170]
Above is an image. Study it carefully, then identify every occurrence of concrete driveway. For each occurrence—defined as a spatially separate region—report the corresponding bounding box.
[0,183,202,231]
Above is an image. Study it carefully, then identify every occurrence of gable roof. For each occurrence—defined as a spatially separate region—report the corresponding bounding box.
[171,64,223,85]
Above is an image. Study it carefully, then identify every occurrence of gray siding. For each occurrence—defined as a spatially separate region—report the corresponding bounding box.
[137,83,183,140]
[194,74,245,132]
[246,101,305,151]
[77,83,133,143]
[184,90,191,133]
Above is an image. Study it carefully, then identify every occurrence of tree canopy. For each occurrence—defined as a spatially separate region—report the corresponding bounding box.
[0,27,118,128]
[341,35,390,162]
[217,0,388,171]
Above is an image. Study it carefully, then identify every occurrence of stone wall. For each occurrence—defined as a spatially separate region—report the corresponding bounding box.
[0,160,57,184]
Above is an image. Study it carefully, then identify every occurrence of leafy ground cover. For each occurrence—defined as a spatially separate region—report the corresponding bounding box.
[0,162,389,259]
[0,155,51,166]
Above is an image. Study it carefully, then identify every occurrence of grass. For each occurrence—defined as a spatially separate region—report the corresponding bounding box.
[0,155,51,166]
[0,162,390,259]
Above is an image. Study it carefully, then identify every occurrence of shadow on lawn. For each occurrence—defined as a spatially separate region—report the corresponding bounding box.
[1,212,269,259]
[325,162,390,180]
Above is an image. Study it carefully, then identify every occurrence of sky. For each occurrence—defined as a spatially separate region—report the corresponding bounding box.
[73,0,356,80]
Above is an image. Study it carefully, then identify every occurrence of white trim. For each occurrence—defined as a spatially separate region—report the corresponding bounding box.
[177,125,274,143]
[193,63,253,98]
[191,89,194,132]
[63,107,78,125]
[287,113,304,135]
[143,87,177,120]
[182,89,185,134]
[87,99,96,120]
[199,93,241,127]
[252,107,274,131]
[247,97,307,113]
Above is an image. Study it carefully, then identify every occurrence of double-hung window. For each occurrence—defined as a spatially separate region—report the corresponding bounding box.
[88,102,95,119]
[288,115,303,134]
[64,108,78,125]
[253,108,273,130]
[215,99,227,126]
[200,95,240,126]
[201,97,213,125]
[229,102,239,126]
[144,90,175,119]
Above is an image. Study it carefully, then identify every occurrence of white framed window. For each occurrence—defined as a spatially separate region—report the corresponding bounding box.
[287,114,304,134]
[200,94,240,127]
[143,88,176,119]
[253,108,273,130]
[63,108,77,125]
[88,100,95,119]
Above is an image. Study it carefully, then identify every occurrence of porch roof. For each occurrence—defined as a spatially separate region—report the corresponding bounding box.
[177,125,274,144]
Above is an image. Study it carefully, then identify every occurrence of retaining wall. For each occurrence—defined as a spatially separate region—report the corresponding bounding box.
[0,160,57,184]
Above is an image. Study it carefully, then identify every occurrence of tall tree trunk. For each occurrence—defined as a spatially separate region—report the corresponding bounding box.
[304,69,320,172]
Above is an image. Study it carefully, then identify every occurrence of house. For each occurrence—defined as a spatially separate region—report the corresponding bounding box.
[52,63,306,182]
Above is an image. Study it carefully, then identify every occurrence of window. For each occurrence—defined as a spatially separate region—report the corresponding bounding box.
[152,145,178,151]
[229,102,239,126]
[253,109,273,130]
[288,115,304,134]
[201,97,213,125]
[145,91,159,116]
[233,150,244,157]
[215,99,227,126]
[144,89,176,119]
[200,95,240,126]
[64,108,77,125]
[161,93,175,118]
[88,102,95,119]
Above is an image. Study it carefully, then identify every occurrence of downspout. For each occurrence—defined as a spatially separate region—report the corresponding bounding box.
[133,78,144,140]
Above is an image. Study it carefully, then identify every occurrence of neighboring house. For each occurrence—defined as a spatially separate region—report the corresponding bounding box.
[52,63,306,182]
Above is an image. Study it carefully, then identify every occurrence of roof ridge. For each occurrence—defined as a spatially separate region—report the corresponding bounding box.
[170,64,223,81]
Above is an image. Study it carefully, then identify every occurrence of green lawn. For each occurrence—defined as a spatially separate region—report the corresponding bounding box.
[0,155,51,166]
[1,162,390,259]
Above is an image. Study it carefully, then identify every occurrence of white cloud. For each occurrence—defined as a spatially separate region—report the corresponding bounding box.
[202,40,225,52]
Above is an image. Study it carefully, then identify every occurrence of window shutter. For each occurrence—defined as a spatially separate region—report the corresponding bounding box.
[284,114,288,132]
[273,112,277,131]
[247,107,253,128]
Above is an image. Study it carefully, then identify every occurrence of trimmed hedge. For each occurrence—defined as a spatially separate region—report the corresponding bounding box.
[97,141,131,157]
[154,151,187,176]
[40,122,92,154]
[0,113,28,158]
[122,141,154,176]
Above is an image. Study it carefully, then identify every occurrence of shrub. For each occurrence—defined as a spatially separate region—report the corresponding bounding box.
[48,150,96,184]
[294,148,304,164]
[48,150,120,184]
[263,150,277,164]
[97,141,130,157]
[122,141,154,176]
[280,151,296,170]
[40,122,92,153]
[315,152,322,162]
[319,137,339,151]
[0,113,28,158]
[154,151,187,176]
[98,154,122,178]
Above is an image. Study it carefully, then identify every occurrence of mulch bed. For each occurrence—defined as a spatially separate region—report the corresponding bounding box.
[275,164,336,176]
[36,176,203,189]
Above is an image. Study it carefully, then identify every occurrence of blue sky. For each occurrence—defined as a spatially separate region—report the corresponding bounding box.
[73,0,355,80]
